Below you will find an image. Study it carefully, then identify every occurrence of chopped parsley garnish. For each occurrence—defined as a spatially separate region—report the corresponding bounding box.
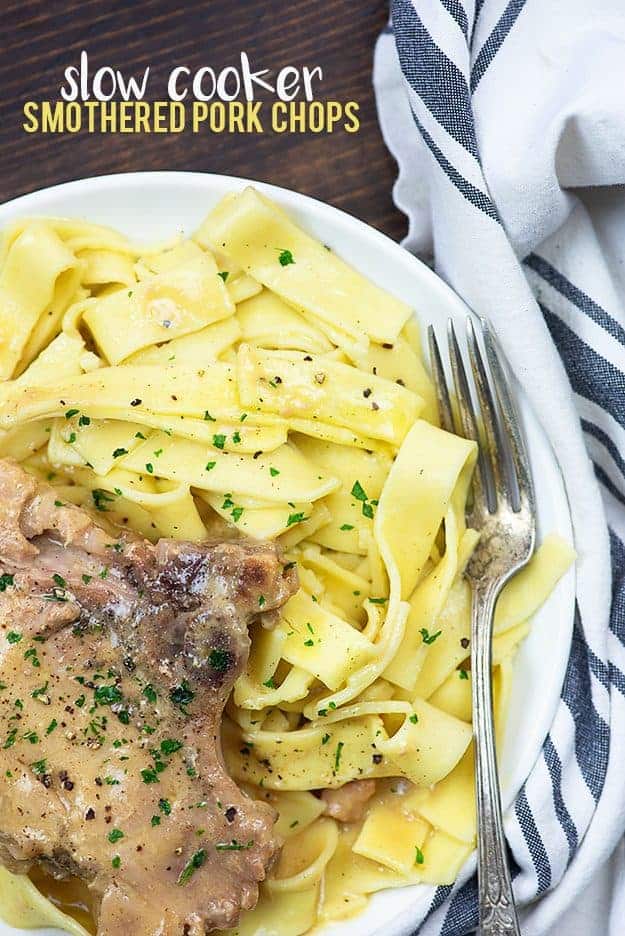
[334,741,344,773]
[269,467,280,477]
[459,669,469,680]
[23,730,39,744]
[143,684,157,704]
[112,448,128,459]
[177,848,206,885]
[351,480,368,501]
[240,413,247,422]
[0,574,14,592]
[231,506,244,523]
[145,463,154,474]
[170,681,194,708]
[30,758,47,775]
[46,719,58,735]
[151,815,161,827]
[208,648,230,672]
[154,448,163,457]
[368,597,387,605]
[54,500,64,507]
[135,431,146,439]
[321,733,331,745]
[24,647,41,667]
[94,684,123,705]
[92,489,114,512]
[350,480,375,519]
[111,855,121,868]
[82,574,92,584]
[160,739,183,756]
[42,586,68,603]
[65,409,80,419]
[258,595,266,608]
[159,798,172,815]
[78,414,91,427]
[340,523,354,531]
[53,573,66,589]
[7,631,22,644]
[141,768,159,784]
[212,434,226,450]
[203,411,216,422]
[286,512,308,527]
[304,638,314,647]
[3,729,17,749]
[107,829,124,843]
[263,677,276,690]
[67,432,77,444]
[420,628,442,645]
[415,846,425,865]
[409,713,419,724]
[232,431,241,444]
[205,461,216,472]
[218,271,229,282]
[278,249,295,266]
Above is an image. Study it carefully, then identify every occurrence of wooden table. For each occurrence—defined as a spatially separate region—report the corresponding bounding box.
[0,0,406,242]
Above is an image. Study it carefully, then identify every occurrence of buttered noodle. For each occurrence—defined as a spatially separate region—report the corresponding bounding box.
[0,187,574,935]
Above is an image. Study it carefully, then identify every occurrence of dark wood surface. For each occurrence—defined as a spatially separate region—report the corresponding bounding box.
[0,0,406,241]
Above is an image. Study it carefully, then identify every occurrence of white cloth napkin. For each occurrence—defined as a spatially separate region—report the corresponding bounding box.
[373,2,625,934]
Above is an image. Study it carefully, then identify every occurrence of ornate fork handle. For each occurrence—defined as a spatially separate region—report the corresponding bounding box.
[472,580,521,936]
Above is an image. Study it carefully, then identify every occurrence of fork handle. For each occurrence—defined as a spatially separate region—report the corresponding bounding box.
[472,581,521,936]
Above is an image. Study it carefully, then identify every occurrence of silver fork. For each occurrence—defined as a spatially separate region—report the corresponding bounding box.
[428,316,536,936]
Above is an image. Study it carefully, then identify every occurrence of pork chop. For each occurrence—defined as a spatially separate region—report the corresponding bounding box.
[0,458,297,934]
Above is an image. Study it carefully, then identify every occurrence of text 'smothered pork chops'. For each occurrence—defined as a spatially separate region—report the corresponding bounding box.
[0,459,298,935]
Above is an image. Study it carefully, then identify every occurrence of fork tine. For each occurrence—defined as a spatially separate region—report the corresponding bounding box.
[427,325,455,434]
[446,320,494,513]
[481,318,536,515]
[466,316,515,509]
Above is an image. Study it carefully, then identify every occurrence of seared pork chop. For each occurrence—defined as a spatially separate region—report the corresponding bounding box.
[0,459,297,934]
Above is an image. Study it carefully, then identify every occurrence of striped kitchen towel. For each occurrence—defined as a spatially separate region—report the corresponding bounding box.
[374,2,625,934]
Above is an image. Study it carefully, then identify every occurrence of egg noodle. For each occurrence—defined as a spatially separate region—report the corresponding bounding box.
[0,187,574,935]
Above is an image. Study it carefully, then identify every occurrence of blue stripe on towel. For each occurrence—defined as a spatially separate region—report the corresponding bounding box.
[440,876,479,935]
[541,305,625,429]
[543,735,578,864]
[411,112,500,220]
[471,0,528,91]
[428,883,454,918]
[392,0,480,158]
[526,254,625,347]
[594,463,625,509]
[609,530,625,643]
[439,0,469,36]
[515,786,552,892]
[582,420,625,481]
[560,608,610,802]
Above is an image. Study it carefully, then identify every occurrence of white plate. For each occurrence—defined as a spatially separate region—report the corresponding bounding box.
[0,173,575,936]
